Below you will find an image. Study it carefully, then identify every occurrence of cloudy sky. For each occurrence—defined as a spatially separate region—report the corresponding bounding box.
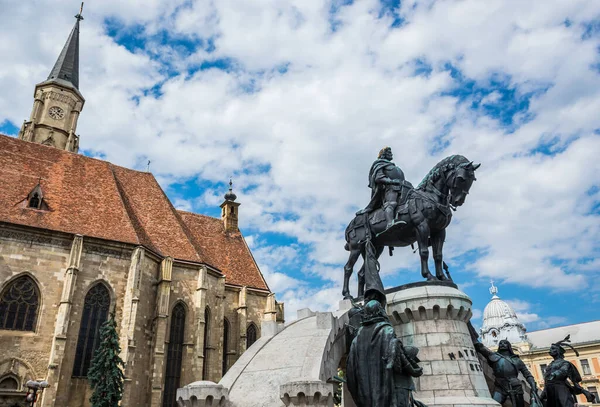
[1,0,599,330]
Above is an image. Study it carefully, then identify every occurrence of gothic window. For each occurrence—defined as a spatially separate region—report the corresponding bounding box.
[202,307,211,380]
[0,275,40,331]
[222,318,230,376]
[163,303,186,407]
[0,376,19,390]
[246,323,257,349]
[72,283,110,377]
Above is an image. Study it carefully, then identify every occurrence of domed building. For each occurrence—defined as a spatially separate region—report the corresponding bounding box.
[480,282,529,350]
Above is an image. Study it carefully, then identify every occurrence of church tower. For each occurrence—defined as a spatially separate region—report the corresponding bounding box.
[18,6,85,153]
[220,179,240,232]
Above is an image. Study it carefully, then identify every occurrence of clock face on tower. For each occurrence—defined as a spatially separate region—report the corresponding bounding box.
[48,106,65,120]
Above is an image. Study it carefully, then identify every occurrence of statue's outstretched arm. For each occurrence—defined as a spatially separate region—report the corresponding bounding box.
[473,342,493,360]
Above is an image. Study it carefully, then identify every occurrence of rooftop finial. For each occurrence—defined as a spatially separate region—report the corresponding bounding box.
[224,178,237,202]
[76,2,84,21]
[489,280,499,298]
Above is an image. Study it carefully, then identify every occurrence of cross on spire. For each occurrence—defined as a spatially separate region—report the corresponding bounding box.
[489,280,499,298]
[75,2,84,21]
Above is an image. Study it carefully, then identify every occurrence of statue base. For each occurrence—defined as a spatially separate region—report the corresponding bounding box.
[386,282,500,407]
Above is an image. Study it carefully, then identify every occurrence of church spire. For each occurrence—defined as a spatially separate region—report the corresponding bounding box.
[47,3,84,89]
[18,3,85,153]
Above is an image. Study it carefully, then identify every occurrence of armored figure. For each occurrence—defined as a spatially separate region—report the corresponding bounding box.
[357,147,410,229]
[346,300,426,407]
[540,335,596,407]
[474,340,537,407]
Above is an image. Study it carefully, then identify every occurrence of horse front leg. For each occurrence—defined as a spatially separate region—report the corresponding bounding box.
[415,220,435,281]
[343,248,361,299]
[431,229,447,280]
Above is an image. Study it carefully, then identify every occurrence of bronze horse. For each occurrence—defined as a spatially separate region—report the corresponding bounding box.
[342,155,479,299]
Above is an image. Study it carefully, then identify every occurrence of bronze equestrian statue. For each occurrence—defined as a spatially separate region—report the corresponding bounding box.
[343,149,479,299]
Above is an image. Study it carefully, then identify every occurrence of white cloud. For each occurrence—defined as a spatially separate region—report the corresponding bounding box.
[1,0,599,318]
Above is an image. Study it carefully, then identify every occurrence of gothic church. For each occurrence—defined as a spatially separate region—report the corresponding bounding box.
[0,11,282,407]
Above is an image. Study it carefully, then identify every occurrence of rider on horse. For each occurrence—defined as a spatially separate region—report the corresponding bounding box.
[357,147,411,230]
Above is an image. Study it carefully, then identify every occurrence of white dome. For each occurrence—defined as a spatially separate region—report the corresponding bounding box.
[480,282,528,347]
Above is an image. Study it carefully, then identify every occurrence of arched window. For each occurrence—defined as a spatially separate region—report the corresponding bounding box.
[163,303,186,407]
[202,307,211,380]
[222,318,230,376]
[246,323,257,349]
[0,376,19,390]
[0,275,40,331]
[72,283,110,377]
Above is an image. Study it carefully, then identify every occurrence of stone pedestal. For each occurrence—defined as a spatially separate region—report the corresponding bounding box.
[280,381,334,406]
[176,381,229,407]
[386,283,499,407]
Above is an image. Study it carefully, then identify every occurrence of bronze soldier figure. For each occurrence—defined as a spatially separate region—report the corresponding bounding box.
[541,335,596,407]
[357,147,409,230]
[475,340,537,407]
[346,300,426,407]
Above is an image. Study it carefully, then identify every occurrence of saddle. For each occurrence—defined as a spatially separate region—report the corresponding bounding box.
[369,185,413,227]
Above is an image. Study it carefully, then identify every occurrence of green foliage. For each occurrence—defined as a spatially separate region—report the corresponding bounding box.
[87,313,125,407]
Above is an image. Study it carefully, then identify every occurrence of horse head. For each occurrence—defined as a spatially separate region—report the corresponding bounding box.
[448,161,480,208]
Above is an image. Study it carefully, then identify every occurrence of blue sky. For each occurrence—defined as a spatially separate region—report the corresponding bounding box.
[1,0,599,330]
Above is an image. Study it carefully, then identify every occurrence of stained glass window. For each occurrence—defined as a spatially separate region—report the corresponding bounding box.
[72,284,110,377]
[163,303,186,407]
[246,323,257,349]
[222,318,230,376]
[0,275,39,331]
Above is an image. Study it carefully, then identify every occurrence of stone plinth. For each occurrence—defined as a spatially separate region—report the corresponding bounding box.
[280,381,334,406]
[176,381,229,407]
[386,283,500,407]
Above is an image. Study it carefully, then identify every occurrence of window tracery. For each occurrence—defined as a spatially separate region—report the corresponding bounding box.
[0,275,39,331]
[72,283,110,377]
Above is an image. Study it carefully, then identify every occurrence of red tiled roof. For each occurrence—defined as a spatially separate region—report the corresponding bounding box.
[0,134,269,290]
[178,211,269,291]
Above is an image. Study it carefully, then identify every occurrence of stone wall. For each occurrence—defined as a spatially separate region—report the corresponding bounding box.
[0,224,271,407]
[0,226,71,397]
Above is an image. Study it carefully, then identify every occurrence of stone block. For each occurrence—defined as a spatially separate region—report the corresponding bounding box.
[315,312,334,329]
[431,361,461,375]
[447,374,472,389]
[176,381,229,407]
[426,332,452,346]
[280,381,334,406]
[297,308,316,319]
[419,375,449,391]
[337,299,353,311]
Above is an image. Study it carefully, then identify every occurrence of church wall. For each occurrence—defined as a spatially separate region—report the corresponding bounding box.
[123,252,160,407]
[0,227,71,387]
[223,288,241,374]
[0,226,274,407]
[60,241,133,407]
[168,264,201,388]
[246,290,267,337]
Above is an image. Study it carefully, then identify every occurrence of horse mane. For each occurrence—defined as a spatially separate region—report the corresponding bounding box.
[417,155,470,189]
